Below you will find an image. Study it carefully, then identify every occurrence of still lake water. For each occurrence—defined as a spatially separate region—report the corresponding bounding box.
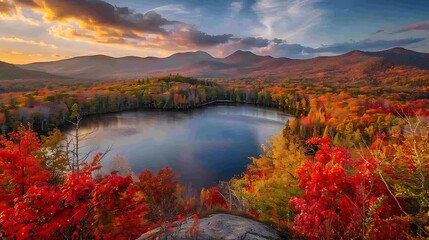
[72,105,292,190]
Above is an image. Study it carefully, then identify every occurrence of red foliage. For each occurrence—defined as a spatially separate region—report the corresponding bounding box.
[0,127,50,199]
[92,174,151,239]
[203,187,228,209]
[138,167,180,223]
[138,167,177,206]
[289,137,409,239]
[1,160,152,239]
[0,128,153,239]
[247,208,260,219]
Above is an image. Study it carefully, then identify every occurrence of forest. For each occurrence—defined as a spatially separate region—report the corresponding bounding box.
[1,0,429,238]
[0,73,428,239]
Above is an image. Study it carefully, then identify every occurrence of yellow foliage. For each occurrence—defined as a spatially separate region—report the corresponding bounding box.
[231,132,306,226]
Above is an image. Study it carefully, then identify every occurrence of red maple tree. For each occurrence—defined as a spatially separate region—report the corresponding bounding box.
[289,137,409,239]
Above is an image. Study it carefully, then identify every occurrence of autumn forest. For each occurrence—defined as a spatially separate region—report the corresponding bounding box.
[1,0,429,239]
[0,56,427,239]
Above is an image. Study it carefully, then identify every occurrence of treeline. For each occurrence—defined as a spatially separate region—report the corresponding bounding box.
[0,75,312,134]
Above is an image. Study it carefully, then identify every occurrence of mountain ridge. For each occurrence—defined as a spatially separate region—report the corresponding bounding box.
[12,48,429,81]
[0,61,64,80]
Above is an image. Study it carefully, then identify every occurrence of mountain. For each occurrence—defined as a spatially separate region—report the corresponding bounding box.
[20,51,218,80]
[222,50,270,64]
[364,47,429,69]
[16,48,429,80]
[0,61,61,80]
[241,48,429,82]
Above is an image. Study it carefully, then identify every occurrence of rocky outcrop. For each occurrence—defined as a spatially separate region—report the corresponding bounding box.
[137,213,286,240]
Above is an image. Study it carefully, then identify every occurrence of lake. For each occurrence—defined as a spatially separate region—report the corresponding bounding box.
[71,105,292,190]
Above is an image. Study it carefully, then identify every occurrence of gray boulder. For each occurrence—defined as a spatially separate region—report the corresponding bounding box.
[137,213,286,240]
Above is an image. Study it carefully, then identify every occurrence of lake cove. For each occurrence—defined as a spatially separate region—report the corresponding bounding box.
[69,105,292,190]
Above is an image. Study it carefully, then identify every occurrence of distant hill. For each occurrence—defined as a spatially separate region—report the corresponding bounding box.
[364,47,429,70]
[19,51,220,80]
[16,47,429,80]
[0,61,61,80]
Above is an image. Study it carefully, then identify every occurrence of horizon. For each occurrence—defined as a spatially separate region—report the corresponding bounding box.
[0,0,428,64]
[0,1,428,239]
[8,46,428,65]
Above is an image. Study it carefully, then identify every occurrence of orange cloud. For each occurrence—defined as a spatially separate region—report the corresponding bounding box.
[0,0,14,15]
[0,36,57,48]
[0,51,47,64]
[7,0,233,51]
[0,1,41,25]
[0,7,40,25]
[394,20,429,33]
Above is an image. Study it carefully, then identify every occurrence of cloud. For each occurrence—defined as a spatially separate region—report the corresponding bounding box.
[255,41,315,58]
[213,37,312,58]
[0,0,14,15]
[2,0,426,60]
[0,36,57,48]
[5,0,237,51]
[252,0,324,42]
[49,24,132,44]
[0,5,40,25]
[250,37,426,58]
[8,0,180,35]
[9,0,182,37]
[149,4,190,15]
[176,28,233,47]
[393,20,429,33]
[230,1,243,16]
[240,37,270,48]
[310,38,425,53]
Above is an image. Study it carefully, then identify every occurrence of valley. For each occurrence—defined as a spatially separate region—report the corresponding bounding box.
[1,0,429,238]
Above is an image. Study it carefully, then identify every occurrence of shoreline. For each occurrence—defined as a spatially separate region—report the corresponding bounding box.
[57,100,301,134]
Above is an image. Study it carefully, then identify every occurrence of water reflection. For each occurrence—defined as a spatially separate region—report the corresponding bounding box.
[72,105,292,190]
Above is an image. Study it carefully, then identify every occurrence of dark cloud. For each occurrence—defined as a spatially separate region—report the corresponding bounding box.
[13,0,39,8]
[254,37,426,58]
[240,37,270,48]
[256,42,315,58]
[0,0,14,15]
[184,28,233,46]
[275,43,313,55]
[393,20,429,33]
[13,0,178,34]
[271,38,286,44]
[309,38,425,53]
[9,0,236,49]
[217,36,425,59]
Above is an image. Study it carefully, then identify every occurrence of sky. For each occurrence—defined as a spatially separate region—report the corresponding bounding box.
[0,0,428,64]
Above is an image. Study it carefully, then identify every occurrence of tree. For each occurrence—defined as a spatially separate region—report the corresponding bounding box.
[200,187,227,210]
[92,173,151,239]
[231,132,305,226]
[68,103,83,174]
[0,125,50,198]
[138,167,181,223]
[377,116,429,236]
[289,137,408,239]
[1,150,152,239]
[37,129,68,184]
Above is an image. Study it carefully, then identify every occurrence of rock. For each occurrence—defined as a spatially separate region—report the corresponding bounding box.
[137,213,286,240]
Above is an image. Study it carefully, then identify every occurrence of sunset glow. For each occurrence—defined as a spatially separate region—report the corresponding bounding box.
[0,0,428,64]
